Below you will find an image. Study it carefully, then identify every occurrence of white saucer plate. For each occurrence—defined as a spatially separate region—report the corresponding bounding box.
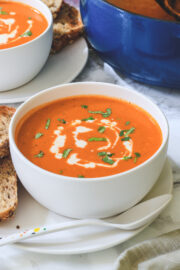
[0,159,173,255]
[0,38,88,104]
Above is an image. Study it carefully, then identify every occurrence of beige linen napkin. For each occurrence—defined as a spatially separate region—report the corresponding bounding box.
[114,230,180,270]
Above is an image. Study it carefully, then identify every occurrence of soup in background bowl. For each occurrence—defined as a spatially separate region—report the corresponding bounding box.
[0,1,48,50]
[0,0,52,91]
[106,0,176,21]
[9,82,169,218]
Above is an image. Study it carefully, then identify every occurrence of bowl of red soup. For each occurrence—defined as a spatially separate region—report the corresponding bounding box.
[0,0,52,91]
[9,82,169,218]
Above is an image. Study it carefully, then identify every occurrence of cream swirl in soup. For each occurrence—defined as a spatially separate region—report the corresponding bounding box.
[50,118,133,169]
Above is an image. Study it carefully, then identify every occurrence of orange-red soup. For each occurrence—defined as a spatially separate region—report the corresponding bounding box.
[107,0,177,21]
[16,96,162,178]
[0,1,48,49]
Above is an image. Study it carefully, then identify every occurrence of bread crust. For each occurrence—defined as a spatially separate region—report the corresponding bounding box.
[0,106,16,158]
[42,0,63,19]
[0,202,17,221]
[51,2,84,53]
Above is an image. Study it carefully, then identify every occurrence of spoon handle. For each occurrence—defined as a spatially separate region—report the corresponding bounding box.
[0,220,86,246]
[0,194,172,246]
[0,219,111,247]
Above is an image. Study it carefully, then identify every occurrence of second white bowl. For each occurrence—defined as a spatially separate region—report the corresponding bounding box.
[0,0,53,91]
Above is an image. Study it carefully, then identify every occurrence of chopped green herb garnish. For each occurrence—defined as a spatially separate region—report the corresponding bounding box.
[81,116,94,121]
[125,121,130,126]
[81,105,88,109]
[107,153,115,157]
[62,148,72,158]
[20,30,32,37]
[58,118,66,124]
[78,175,85,178]
[88,110,103,114]
[134,152,141,163]
[121,137,131,141]
[35,133,43,139]
[120,130,127,137]
[125,127,135,136]
[0,10,8,14]
[98,152,107,156]
[88,137,107,142]
[28,17,32,20]
[120,127,135,137]
[102,108,112,118]
[59,170,63,174]
[88,108,112,118]
[123,156,132,161]
[34,151,44,158]
[102,155,115,165]
[98,126,106,133]
[0,8,8,15]
[45,119,51,130]
[98,152,114,157]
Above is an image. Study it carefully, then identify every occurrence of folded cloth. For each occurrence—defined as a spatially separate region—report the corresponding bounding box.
[114,229,180,270]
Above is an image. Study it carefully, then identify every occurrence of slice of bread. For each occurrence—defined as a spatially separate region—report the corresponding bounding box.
[42,0,63,19]
[52,2,84,53]
[0,156,17,221]
[0,106,16,159]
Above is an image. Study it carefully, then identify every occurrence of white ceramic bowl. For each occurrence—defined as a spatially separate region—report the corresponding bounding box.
[0,0,53,91]
[9,82,169,219]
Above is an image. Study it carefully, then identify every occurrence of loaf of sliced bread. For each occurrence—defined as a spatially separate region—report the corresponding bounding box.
[0,106,16,159]
[0,156,17,221]
[52,2,84,53]
[42,0,63,19]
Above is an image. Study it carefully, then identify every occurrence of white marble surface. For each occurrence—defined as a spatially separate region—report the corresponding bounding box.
[1,48,180,270]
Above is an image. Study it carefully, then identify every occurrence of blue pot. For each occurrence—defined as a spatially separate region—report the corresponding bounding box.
[80,0,180,88]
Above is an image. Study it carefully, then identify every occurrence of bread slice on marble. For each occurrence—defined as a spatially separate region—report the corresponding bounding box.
[52,2,84,53]
[0,106,16,159]
[0,156,18,221]
[42,0,63,19]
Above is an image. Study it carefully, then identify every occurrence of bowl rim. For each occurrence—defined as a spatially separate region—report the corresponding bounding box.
[9,82,169,183]
[99,0,180,25]
[0,0,53,53]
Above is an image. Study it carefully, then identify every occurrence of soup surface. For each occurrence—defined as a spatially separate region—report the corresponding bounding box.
[107,0,177,21]
[0,1,48,49]
[16,95,162,178]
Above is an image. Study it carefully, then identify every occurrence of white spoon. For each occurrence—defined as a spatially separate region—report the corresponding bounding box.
[0,194,172,247]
